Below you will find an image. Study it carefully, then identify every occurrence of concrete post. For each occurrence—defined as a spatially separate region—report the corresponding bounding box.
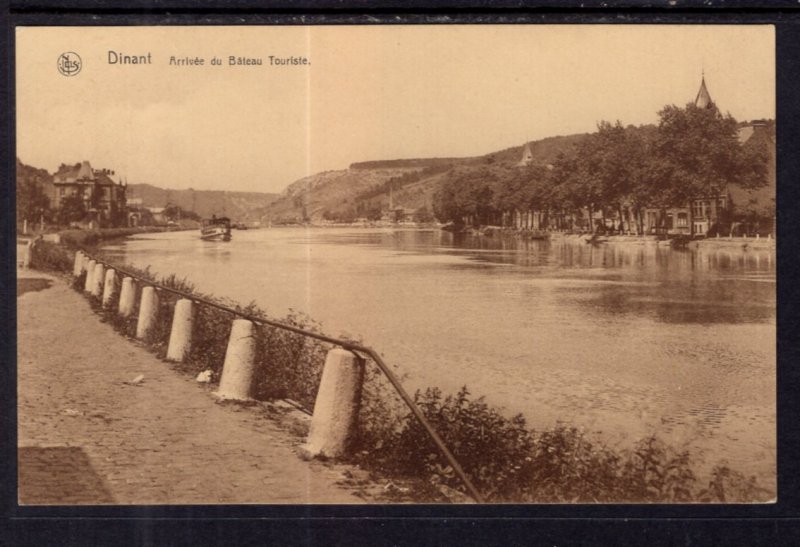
[118,277,136,318]
[91,263,105,298]
[215,319,256,400]
[84,260,97,292]
[166,299,194,362]
[301,348,365,459]
[102,268,118,308]
[73,251,84,277]
[136,286,159,340]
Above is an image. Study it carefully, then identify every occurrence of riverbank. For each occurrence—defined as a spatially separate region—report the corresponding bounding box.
[17,265,383,504]
[16,226,196,251]
[465,225,776,252]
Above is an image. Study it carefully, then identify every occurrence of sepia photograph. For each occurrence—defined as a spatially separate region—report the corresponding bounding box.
[15,24,775,505]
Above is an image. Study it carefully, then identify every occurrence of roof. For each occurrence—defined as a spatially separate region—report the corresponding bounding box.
[53,160,122,186]
[695,76,714,109]
[54,161,94,184]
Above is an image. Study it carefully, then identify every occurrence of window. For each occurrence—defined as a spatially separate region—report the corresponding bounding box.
[666,214,674,229]
[692,201,703,218]
[677,212,688,227]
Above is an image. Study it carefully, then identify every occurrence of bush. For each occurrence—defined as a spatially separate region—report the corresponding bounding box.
[368,387,533,498]
[252,311,329,409]
[29,240,73,272]
[353,385,766,503]
[185,302,234,377]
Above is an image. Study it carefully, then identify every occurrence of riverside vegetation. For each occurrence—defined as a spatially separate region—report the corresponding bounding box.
[29,239,771,503]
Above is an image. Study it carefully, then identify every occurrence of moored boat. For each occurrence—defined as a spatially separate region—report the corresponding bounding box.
[200,216,232,241]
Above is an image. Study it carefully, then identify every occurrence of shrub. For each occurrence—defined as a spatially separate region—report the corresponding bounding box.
[352,362,408,461]
[184,303,233,376]
[252,309,330,409]
[72,270,87,292]
[370,387,533,499]
[352,385,766,503]
[698,464,772,503]
[28,241,73,272]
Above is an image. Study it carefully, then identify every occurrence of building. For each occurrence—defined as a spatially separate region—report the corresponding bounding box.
[52,160,128,226]
[517,143,534,167]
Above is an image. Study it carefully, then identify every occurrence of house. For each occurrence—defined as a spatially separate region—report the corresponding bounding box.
[52,160,127,226]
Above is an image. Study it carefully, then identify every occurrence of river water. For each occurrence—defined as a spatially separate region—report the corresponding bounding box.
[103,227,776,487]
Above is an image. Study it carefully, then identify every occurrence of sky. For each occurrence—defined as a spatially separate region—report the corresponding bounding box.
[16,25,775,194]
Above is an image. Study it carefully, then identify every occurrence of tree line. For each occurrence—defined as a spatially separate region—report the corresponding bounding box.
[433,103,771,233]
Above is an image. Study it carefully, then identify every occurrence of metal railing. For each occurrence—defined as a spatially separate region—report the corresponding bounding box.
[82,251,485,503]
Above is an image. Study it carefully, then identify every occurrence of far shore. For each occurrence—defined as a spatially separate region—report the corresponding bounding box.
[17,222,776,256]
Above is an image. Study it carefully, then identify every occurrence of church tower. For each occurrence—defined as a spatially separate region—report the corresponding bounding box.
[695,73,714,109]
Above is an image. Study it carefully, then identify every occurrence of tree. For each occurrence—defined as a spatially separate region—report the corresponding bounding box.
[54,194,87,225]
[413,205,435,223]
[16,177,50,225]
[433,167,500,226]
[651,103,768,207]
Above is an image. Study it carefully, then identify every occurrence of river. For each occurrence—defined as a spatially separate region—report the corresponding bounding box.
[102,227,776,488]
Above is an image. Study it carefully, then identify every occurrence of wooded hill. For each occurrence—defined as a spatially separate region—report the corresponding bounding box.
[262,133,590,223]
[126,183,279,222]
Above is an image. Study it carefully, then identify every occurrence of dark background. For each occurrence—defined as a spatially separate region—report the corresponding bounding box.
[2,3,799,545]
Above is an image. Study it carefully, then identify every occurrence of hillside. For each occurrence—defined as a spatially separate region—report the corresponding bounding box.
[16,158,55,198]
[266,168,432,222]
[262,133,589,223]
[127,184,279,222]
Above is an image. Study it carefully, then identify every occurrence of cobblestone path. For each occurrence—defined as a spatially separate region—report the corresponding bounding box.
[17,270,366,504]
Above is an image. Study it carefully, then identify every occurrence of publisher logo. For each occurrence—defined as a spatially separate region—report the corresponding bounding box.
[57,52,82,76]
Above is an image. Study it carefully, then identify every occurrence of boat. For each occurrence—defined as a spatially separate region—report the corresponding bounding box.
[200,216,232,241]
[585,233,608,244]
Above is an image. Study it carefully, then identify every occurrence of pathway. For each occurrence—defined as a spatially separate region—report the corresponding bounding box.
[17,266,367,504]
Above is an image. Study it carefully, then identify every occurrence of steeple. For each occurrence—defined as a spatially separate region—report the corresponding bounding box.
[695,72,714,109]
[517,142,534,167]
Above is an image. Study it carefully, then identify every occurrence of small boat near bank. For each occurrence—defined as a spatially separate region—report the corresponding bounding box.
[200,216,232,241]
[585,233,608,245]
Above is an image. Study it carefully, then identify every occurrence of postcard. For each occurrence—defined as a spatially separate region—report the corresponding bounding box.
[15,24,775,505]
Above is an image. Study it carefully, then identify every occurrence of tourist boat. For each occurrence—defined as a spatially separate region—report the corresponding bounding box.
[200,216,232,241]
